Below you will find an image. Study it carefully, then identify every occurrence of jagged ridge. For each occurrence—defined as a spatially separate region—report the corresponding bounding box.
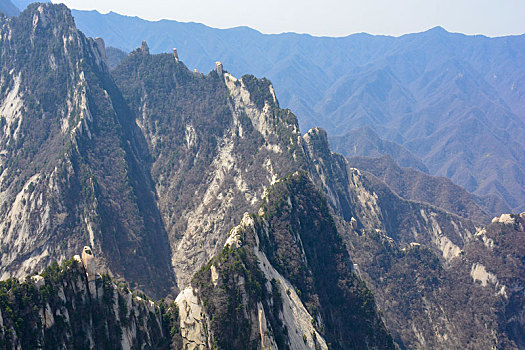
[0,257,182,348]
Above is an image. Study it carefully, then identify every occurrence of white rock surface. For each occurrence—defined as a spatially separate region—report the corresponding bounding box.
[175,287,208,349]
[492,214,516,225]
[471,263,498,287]
[257,301,278,350]
[81,246,97,281]
[31,275,45,288]
[253,233,328,350]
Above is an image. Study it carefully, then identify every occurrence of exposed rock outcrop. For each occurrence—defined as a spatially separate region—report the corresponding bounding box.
[81,246,97,282]
[0,258,182,349]
[0,4,176,297]
[214,61,223,75]
[1,4,524,349]
[140,40,149,53]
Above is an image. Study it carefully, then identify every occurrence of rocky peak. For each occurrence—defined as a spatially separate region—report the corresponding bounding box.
[140,40,149,54]
[303,126,331,159]
[214,60,223,75]
[0,3,175,297]
[112,51,306,289]
[182,173,395,349]
[94,37,106,61]
[0,257,182,348]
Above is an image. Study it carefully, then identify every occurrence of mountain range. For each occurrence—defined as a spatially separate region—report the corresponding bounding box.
[0,2,524,349]
[70,8,525,213]
[0,0,19,16]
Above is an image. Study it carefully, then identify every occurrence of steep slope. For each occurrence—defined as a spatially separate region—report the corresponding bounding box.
[71,10,525,211]
[0,257,182,348]
[342,213,525,349]
[113,51,306,287]
[302,128,475,260]
[300,128,525,349]
[1,5,524,348]
[0,4,175,297]
[0,173,396,350]
[179,172,395,349]
[345,155,507,221]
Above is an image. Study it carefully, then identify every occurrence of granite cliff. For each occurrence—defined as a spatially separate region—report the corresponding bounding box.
[0,3,524,349]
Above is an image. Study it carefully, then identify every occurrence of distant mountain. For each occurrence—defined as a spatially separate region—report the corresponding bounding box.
[0,0,19,16]
[106,46,127,69]
[346,154,510,222]
[70,9,525,212]
[9,0,48,11]
[330,126,428,172]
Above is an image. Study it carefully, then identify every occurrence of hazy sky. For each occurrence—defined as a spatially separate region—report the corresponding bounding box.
[52,0,525,37]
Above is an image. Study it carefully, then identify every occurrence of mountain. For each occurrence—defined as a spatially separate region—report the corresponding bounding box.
[70,9,525,212]
[0,3,176,297]
[0,0,19,16]
[0,258,182,348]
[298,127,525,349]
[346,154,510,221]
[0,6,394,348]
[106,46,127,69]
[111,49,309,288]
[344,212,525,349]
[1,3,525,349]
[329,126,429,172]
[182,172,395,349]
[9,0,48,11]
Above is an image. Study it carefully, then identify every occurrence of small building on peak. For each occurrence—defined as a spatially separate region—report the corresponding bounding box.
[173,48,179,62]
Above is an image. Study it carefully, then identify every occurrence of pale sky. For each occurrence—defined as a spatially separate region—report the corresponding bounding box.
[51,0,525,37]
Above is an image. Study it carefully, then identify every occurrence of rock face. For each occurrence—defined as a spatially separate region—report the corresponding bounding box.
[81,246,96,281]
[175,287,208,349]
[0,3,175,297]
[345,154,502,222]
[1,4,524,350]
[113,56,303,288]
[184,174,395,349]
[0,258,182,349]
